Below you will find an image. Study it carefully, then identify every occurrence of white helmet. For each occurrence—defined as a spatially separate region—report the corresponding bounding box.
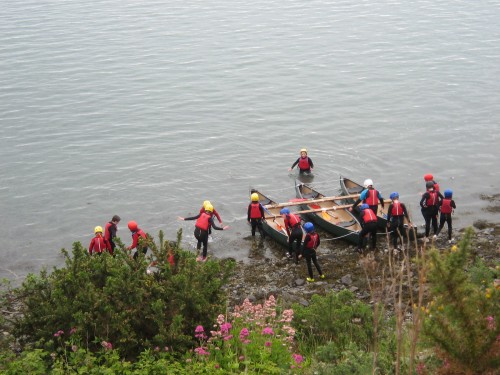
[363,179,373,188]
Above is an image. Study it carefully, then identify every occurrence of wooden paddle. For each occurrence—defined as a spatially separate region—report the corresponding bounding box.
[264,193,361,209]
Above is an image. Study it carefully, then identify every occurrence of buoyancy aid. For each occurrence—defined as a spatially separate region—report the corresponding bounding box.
[391,201,404,216]
[362,209,378,223]
[441,198,453,214]
[426,191,439,207]
[195,212,212,231]
[298,157,310,170]
[304,232,319,249]
[364,189,379,206]
[286,214,301,228]
[249,202,262,219]
[91,235,108,253]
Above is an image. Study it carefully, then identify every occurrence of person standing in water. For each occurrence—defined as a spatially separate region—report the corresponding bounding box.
[289,148,314,174]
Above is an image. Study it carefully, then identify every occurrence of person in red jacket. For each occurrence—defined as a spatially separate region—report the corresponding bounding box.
[301,222,325,282]
[356,204,378,254]
[199,200,223,226]
[288,148,314,174]
[424,173,440,192]
[350,179,385,215]
[435,189,457,243]
[178,204,229,262]
[280,208,303,263]
[420,181,444,242]
[127,221,149,260]
[89,226,112,255]
[386,192,411,250]
[104,215,120,254]
[247,192,266,238]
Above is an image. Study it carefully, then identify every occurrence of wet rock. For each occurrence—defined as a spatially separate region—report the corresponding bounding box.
[341,274,353,286]
[295,279,305,287]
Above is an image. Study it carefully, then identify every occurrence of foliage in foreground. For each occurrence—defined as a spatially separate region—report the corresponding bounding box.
[1,229,234,360]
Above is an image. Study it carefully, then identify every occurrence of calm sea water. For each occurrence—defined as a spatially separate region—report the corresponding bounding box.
[1,0,499,282]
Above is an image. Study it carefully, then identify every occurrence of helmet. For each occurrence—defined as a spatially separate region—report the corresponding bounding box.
[424,174,434,182]
[360,204,370,211]
[128,221,138,231]
[426,181,434,190]
[363,179,373,188]
[390,192,399,200]
[280,208,290,215]
[444,189,453,198]
[303,222,314,233]
[204,204,214,213]
[94,226,103,234]
[203,200,211,209]
[300,148,307,154]
[251,193,259,202]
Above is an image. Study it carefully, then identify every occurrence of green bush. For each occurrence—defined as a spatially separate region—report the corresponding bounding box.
[4,229,234,361]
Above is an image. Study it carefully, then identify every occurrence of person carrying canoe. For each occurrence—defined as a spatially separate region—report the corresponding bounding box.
[350,179,385,215]
[104,215,120,254]
[178,204,229,262]
[300,222,325,282]
[435,189,457,243]
[247,192,266,238]
[89,226,112,255]
[356,204,378,254]
[424,173,440,192]
[288,148,314,174]
[419,181,443,242]
[280,208,303,263]
[386,192,411,251]
[127,221,149,259]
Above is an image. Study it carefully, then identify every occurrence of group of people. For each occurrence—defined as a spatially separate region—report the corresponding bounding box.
[88,148,457,283]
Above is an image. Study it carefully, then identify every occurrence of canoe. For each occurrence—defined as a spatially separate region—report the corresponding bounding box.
[250,189,289,247]
[339,176,416,240]
[295,183,361,245]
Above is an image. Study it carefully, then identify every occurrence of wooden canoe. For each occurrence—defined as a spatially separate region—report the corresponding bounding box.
[295,183,361,245]
[250,189,289,248]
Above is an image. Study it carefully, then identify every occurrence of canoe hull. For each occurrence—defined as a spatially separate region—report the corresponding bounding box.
[251,189,289,248]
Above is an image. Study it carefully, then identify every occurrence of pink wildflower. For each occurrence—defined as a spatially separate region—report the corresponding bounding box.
[239,328,249,341]
[221,322,232,334]
[265,341,272,347]
[53,330,64,337]
[262,327,274,335]
[154,346,160,352]
[194,346,210,356]
[69,327,77,335]
[195,325,207,340]
[486,316,496,330]
[223,334,233,341]
[101,341,113,350]
[292,353,304,364]
[215,363,220,369]
[416,362,426,375]
[217,314,225,326]
[239,355,245,361]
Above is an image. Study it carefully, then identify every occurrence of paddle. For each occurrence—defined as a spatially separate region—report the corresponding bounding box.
[264,193,361,209]
[310,203,337,221]
[264,201,389,219]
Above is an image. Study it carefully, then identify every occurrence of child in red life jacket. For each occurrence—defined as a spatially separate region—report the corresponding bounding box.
[247,193,266,238]
[127,221,149,260]
[89,226,112,255]
[357,204,378,254]
[435,189,456,243]
[424,173,440,192]
[420,181,444,242]
[288,148,314,174]
[350,179,385,215]
[301,222,325,282]
[386,192,412,250]
[178,204,229,262]
[280,208,303,264]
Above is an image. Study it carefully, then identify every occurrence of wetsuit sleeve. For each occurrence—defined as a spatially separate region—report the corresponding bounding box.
[309,158,314,168]
[420,193,428,208]
[386,204,393,222]
[451,200,456,209]
[378,191,385,207]
[316,234,320,247]
[259,205,265,219]
[247,204,251,221]
[213,210,222,223]
[402,204,410,220]
[210,217,224,231]
[352,198,362,209]
[184,214,201,221]
[290,158,300,169]
[438,191,444,200]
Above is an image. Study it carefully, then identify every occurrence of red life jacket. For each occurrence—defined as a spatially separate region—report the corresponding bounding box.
[441,198,453,214]
[286,214,301,228]
[434,182,440,192]
[249,202,262,219]
[364,189,379,206]
[298,157,310,170]
[426,191,439,207]
[391,201,404,216]
[304,232,319,249]
[91,235,108,253]
[195,212,212,231]
[362,209,378,223]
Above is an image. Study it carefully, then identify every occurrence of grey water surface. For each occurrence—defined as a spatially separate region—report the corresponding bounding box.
[1,0,499,282]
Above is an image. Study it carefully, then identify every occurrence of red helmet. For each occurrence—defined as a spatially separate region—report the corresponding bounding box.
[424,174,434,182]
[127,221,138,231]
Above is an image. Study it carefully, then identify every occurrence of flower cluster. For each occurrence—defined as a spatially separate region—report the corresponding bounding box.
[53,330,64,337]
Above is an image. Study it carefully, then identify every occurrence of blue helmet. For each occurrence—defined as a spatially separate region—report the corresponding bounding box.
[303,222,314,233]
[360,204,370,211]
[390,192,399,200]
[280,208,290,215]
[444,189,453,198]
